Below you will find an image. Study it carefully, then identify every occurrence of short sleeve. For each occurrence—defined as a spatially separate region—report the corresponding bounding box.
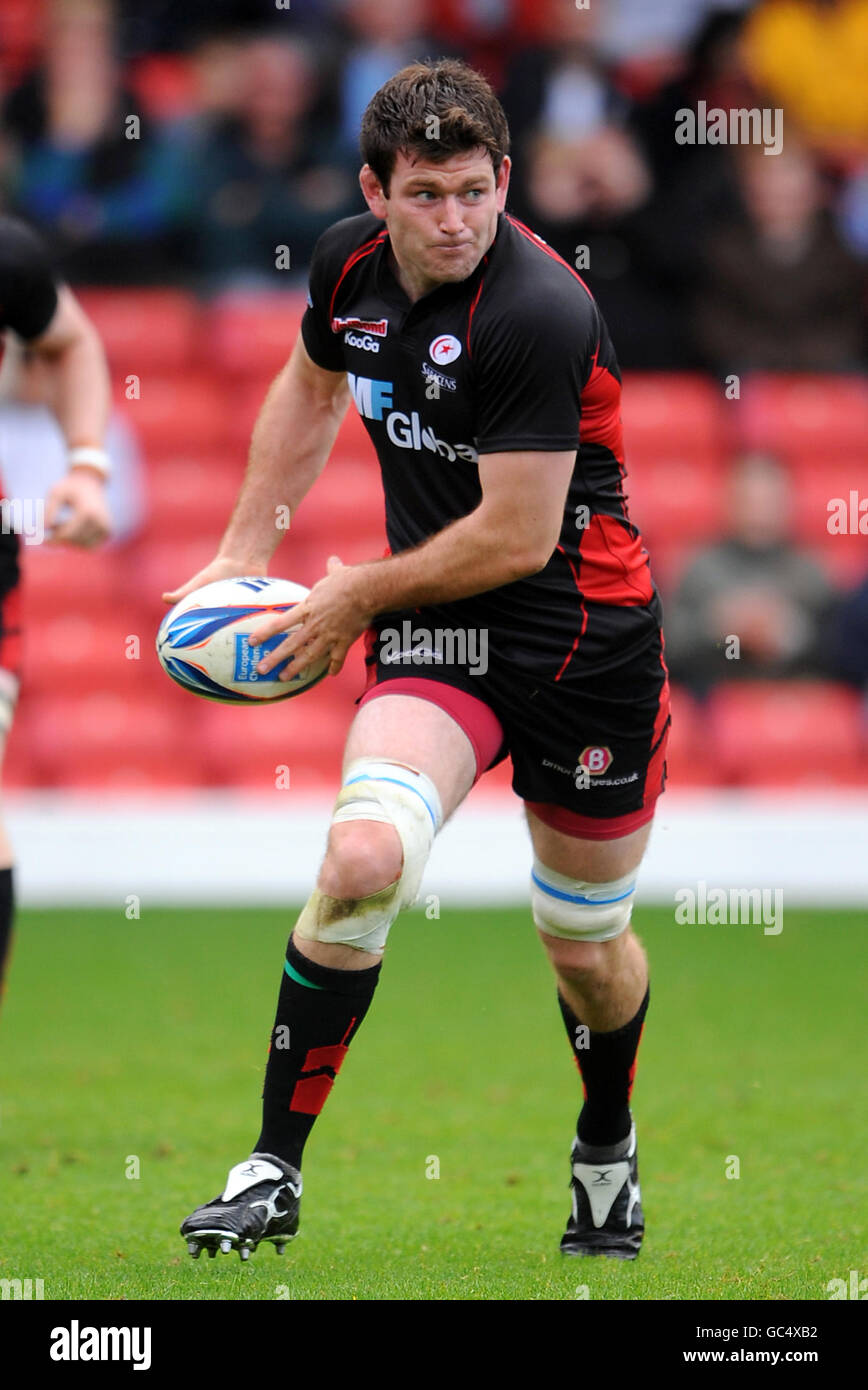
[0,218,59,341]
[300,228,347,373]
[472,289,597,454]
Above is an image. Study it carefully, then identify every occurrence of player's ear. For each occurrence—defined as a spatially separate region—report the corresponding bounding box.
[495,155,511,210]
[359,164,388,218]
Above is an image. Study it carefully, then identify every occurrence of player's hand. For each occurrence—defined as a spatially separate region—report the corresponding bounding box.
[247,555,373,679]
[162,556,267,607]
[44,470,112,548]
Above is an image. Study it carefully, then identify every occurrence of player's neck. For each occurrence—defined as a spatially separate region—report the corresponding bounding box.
[387,247,440,305]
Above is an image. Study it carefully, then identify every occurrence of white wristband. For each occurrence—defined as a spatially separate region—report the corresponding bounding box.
[67,446,111,479]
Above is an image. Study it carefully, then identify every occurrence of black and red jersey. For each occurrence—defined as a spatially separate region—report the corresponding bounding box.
[302,209,659,676]
[0,216,59,349]
[0,218,58,597]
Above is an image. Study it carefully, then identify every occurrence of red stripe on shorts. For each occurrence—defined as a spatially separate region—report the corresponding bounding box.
[359,675,504,782]
[525,800,660,841]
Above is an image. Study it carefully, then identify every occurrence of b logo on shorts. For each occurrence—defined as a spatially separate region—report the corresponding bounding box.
[579,746,613,775]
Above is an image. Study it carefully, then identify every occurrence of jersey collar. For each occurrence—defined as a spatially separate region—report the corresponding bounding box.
[374,212,503,316]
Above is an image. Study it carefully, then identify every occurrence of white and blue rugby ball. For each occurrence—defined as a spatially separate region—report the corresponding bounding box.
[156,576,328,703]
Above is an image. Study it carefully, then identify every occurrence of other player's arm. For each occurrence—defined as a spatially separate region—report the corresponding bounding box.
[27,287,113,547]
[163,337,350,604]
[251,448,575,677]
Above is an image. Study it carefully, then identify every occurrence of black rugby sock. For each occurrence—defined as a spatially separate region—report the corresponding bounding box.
[255,933,381,1169]
[558,984,650,1147]
[0,867,14,1013]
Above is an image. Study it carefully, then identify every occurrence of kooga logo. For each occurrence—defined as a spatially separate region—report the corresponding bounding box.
[50,1320,152,1371]
[348,374,477,463]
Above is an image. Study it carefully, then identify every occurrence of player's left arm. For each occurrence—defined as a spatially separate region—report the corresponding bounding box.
[250,447,575,677]
[28,286,113,547]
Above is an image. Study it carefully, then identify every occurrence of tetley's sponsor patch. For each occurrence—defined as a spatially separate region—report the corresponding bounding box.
[331,315,388,336]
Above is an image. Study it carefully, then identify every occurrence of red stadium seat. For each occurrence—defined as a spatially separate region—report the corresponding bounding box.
[128,54,197,121]
[116,373,228,454]
[37,749,208,791]
[626,452,724,546]
[186,637,367,791]
[803,535,867,587]
[128,535,228,611]
[207,293,306,378]
[0,0,45,80]
[146,456,243,539]
[330,403,378,459]
[708,681,867,786]
[131,533,330,612]
[75,290,200,374]
[663,684,721,786]
[786,452,868,542]
[222,377,271,450]
[196,696,353,791]
[738,374,868,459]
[292,462,385,530]
[225,369,377,456]
[20,614,151,697]
[20,545,129,622]
[644,538,699,597]
[620,373,730,459]
[2,705,41,788]
[28,690,199,787]
[290,461,387,568]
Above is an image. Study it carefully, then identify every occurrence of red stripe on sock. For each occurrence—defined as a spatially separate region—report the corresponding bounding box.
[290,1074,335,1115]
[627,1022,645,1099]
[302,1043,348,1073]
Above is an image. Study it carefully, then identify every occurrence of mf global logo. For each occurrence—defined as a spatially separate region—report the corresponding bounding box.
[348,375,477,463]
[348,374,393,420]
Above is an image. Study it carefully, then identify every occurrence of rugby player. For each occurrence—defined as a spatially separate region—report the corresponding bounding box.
[170,60,669,1262]
[0,216,112,1011]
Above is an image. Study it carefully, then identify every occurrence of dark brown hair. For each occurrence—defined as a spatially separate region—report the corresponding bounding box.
[360,58,510,195]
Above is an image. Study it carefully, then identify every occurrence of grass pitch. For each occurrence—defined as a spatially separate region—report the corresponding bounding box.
[0,903,864,1301]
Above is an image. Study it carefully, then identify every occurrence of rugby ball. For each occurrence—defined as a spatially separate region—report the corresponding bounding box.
[156,576,327,703]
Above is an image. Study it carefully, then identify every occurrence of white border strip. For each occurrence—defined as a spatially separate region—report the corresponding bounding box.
[7,790,868,908]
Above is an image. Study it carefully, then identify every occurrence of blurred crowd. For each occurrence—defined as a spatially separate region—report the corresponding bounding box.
[0,0,865,371]
[0,0,867,720]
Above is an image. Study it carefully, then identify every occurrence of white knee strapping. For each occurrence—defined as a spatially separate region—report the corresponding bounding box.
[294,758,443,954]
[531,857,637,943]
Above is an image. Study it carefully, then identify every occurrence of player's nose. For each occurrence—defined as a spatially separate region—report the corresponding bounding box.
[438,196,465,234]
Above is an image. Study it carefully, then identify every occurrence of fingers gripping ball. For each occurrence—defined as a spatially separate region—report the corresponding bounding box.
[156,576,328,703]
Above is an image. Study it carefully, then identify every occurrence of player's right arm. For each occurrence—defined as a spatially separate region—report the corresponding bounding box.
[0,215,112,547]
[163,335,349,604]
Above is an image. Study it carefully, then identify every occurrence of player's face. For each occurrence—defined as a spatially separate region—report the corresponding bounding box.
[360,148,510,299]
